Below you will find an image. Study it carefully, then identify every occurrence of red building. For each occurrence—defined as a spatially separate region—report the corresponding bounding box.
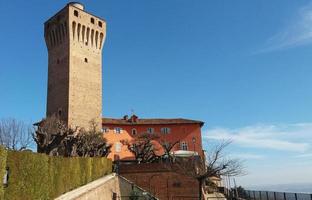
[102,115,204,161]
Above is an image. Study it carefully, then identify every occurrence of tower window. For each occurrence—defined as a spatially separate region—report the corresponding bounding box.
[91,18,95,24]
[98,21,102,27]
[74,10,78,17]
[84,58,88,63]
[58,109,62,117]
[132,128,137,135]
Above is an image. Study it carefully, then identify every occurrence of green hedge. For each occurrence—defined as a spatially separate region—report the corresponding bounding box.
[0,146,8,200]
[2,150,112,200]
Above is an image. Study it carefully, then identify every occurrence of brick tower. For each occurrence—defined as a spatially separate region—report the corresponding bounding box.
[44,2,106,130]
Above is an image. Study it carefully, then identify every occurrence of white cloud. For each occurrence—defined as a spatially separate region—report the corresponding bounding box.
[258,2,312,52]
[228,153,265,160]
[203,123,312,153]
[295,153,312,158]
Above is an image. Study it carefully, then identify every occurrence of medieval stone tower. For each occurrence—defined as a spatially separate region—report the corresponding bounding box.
[44,2,106,130]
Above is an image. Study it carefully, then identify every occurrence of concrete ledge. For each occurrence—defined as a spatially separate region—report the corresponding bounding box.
[55,173,116,200]
[55,173,157,200]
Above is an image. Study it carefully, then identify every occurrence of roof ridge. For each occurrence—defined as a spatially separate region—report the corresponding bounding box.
[102,117,204,127]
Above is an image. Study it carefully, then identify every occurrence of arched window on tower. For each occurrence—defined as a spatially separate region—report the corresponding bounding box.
[77,23,81,42]
[72,21,76,40]
[91,29,94,47]
[99,32,104,49]
[86,27,90,45]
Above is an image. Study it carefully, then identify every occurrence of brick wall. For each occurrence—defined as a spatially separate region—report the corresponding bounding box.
[119,163,199,200]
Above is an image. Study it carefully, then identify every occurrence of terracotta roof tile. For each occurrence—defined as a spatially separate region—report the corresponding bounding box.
[102,117,204,127]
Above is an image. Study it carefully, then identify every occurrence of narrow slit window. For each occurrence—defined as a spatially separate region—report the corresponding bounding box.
[57,26,62,43]
[82,25,85,44]
[86,27,90,45]
[99,32,104,49]
[64,22,67,35]
[72,21,76,40]
[49,32,53,46]
[84,58,88,63]
[61,24,65,37]
[52,30,56,46]
[55,28,59,44]
[95,31,99,48]
[91,29,94,46]
[77,23,81,42]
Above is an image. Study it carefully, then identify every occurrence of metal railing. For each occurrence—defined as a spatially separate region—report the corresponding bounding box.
[245,190,312,200]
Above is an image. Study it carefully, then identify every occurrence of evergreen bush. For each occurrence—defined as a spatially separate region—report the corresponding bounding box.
[0,146,8,200]
[2,150,112,200]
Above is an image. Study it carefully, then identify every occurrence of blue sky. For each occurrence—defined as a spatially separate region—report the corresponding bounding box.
[0,0,312,189]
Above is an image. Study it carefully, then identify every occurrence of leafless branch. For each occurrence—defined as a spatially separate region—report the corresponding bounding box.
[0,118,33,150]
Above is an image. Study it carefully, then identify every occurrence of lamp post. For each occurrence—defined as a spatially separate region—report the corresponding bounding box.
[192,137,196,153]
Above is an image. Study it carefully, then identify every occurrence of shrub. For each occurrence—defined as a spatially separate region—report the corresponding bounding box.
[3,150,112,200]
[0,146,8,200]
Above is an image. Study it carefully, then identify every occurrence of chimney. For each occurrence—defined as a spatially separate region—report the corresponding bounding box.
[123,115,129,120]
[130,115,138,123]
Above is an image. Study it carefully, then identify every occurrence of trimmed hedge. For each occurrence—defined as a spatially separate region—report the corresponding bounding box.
[0,146,8,200]
[2,150,112,200]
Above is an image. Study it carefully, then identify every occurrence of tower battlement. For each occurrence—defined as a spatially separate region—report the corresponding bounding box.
[44,2,106,130]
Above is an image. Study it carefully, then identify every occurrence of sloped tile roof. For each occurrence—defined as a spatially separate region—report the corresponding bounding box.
[102,117,204,127]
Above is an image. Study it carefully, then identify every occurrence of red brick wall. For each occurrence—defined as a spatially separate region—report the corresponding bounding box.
[119,163,199,200]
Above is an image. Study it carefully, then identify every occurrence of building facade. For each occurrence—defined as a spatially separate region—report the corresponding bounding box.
[44,3,205,162]
[44,2,106,130]
[103,115,204,161]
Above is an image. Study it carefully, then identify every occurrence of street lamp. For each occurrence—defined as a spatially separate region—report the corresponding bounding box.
[192,137,196,152]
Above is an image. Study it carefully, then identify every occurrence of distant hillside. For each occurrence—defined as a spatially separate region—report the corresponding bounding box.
[246,183,312,193]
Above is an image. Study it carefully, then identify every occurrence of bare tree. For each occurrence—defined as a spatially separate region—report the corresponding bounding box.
[122,133,160,163]
[0,118,33,150]
[159,140,179,162]
[169,141,245,200]
[33,115,75,156]
[74,120,111,157]
[33,116,111,157]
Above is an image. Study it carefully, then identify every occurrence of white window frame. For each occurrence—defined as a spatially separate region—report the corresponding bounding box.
[114,127,122,134]
[161,127,171,134]
[115,142,122,153]
[147,127,154,134]
[180,141,188,151]
[102,127,109,133]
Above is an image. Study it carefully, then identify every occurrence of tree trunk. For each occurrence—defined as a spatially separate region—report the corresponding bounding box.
[198,179,203,200]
